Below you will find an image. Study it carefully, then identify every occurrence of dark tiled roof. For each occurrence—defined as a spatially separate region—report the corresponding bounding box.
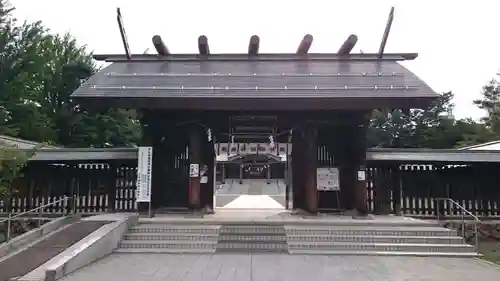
[72,54,436,105]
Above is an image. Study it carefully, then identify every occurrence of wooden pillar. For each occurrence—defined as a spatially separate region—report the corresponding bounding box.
[303,125,318,213]
[221,163,226,184]
[374,165,391,214]
[206,155,215,211]
[432,165,445,217]
[291,130,305,210]
[188,126,202,211]
[106,163,117,212]
[239,163,243,184]
[200,139,215,212]
[150,138,165,210]
[339,116,369,216]
[267,163,271,184]
[338,125,355,211]
[285,142,290,209]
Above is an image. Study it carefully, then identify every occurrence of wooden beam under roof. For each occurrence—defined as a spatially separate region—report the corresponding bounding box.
[248,35,260,56]
[296,34,313,55]
[116,8,131,59]
[152,35,170,56]
[378,6,395,58]
[337,34,358,55]
[198,35,210,55]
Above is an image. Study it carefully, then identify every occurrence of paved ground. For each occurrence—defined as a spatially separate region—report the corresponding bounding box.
[215,179,288,208]
[60,253,500,281]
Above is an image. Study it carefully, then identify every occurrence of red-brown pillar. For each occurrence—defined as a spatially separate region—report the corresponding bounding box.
[303,125,318,213]
[188,126,201,211]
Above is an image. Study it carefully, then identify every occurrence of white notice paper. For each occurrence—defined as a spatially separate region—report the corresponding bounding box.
[316,167,340,191]
[201,176,208,183]
[357,170,366,181]
[189,164,199,178]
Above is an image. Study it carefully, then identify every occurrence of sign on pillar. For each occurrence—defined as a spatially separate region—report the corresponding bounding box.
[136,146,153,203]
[189,163,200,178]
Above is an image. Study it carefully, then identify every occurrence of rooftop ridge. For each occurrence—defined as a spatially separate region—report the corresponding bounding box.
[93,53,418,62]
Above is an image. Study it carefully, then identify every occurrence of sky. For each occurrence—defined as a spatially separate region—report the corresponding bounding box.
[10,0,500,120]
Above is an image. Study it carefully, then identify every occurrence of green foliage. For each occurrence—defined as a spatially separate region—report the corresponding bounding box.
[474,77,500,136]
[0,0,140,148]
[0,141,38,199]
[368,91,498,149]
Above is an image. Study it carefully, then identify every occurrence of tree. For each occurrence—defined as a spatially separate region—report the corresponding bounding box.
[35,33,140,147]
[0,0,50,140]
[0,1,140,147]
[0,141,37,201]
[474,77,500,135]
[368,91,493,149]
[368,92,456,148]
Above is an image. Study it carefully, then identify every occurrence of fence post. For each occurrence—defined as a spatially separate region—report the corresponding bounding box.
[107,163,117,213]
[6,213,12,242]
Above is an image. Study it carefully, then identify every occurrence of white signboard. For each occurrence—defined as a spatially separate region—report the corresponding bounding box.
[136,146,153,202]
[200,176,208,183]
[317,167,340,191]
[189,164,199,178]
[357,170,366,181]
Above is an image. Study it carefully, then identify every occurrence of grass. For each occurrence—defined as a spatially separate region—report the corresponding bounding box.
[478,241,500,264]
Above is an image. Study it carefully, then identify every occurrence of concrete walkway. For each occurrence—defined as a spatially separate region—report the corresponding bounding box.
[215,179,286,208]
[60,253,500,281]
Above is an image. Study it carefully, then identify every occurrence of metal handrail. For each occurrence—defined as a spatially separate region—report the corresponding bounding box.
[0,196,69,242]
[435,197,480,250]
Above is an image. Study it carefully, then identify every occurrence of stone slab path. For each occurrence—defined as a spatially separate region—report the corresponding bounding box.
[215,179,286,209]
[60,253,500,281]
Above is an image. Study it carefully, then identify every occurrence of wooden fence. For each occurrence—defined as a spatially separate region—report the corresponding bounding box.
[0,162,137,214]
[1,160,500,217]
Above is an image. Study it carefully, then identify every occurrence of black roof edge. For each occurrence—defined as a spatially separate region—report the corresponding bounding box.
[92,53,418,62]
[22,147,500,163]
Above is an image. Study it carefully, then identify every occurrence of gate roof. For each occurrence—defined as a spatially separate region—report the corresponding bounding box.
[71,53,437,110]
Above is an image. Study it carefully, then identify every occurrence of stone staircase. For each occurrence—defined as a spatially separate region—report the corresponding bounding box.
[216,224,288,253]
[115,217,479,257]
[115,223,220,253]
[285,222,479,257]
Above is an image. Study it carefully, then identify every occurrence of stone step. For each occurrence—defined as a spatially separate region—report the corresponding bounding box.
[216,242,288,252]
[137,217,440,227]
[119,240,217,250]
[286,235,464,244]
[287,249,481,257]
[123,233,219,241]
[285,226,455,237]
[219,226,286,234]
[287,242,475,253]
[129,224,220,234]
[114,248,216,254]
[218,234,287,242]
